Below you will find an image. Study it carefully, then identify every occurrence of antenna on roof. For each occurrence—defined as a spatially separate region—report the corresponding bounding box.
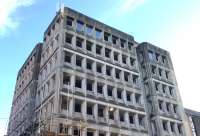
[56,0,64,15]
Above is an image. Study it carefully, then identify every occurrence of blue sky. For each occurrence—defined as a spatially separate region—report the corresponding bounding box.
[1,0,200,135]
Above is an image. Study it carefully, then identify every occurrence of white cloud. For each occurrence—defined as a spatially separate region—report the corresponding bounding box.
[0,0,35,36]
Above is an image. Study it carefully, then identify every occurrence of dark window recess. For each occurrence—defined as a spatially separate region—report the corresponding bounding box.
[162,56,166,63]
[64,52,72,63]
[130,58,135,66]
[117,89,122,99]
[96,45,102,55]
[163,121,168,131]
[61,96,68,110]
[65,33,73,44]
[158,68,162,76]
[105,48,111,58]
[165,71,169,79]
[122,55,127,64]
[119,112,124,122]
[155,82,159,91]
[128,42,133,50]
[99,133,105,136]
[75,101,81,113]
[98,106,104,117]
[127,92,131,101]
[73,128,79,136]
[114,52,119,61]
[104,32,111,42]
[86,60,93,70]
[109,110,114,120]
[87,131,94,136]
[135,94,141,104]
[63,73,70,85]
[159,100,163,110]
[155,53,160,61]
[87,80,93,91]
[120,39,126,48]
[66,16,74,26]
[86,41,93,51]
[124,72,129,82]
[59,124,64,133]
[96,64,102,73]
[76,56,82,67]
[162,85,166,93]
[138,115,144,126]
[178,124,182,134]
[76,37,83,48]
[112,36,118,44]
[173,105,177,113]
[75,78,82,88]
[97,83,103,94]
[106,66,112,76]
[170,122,175,132]
[115,69,120,79]
[169,87,173,96]
[166,103,170,112]
[107,86,113,97]
[129,114,135,124]
[87,104,93,115]
[151,65,156,74]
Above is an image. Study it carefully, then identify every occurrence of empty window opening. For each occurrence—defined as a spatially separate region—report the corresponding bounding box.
[166,103,170,112]
[106,66,112,76]
[107,86,113,97]
[105,48,111,58]
[162,55,166,64]
[75,100,82,113]
[178,124,182,134]
[76,37,84,48]
[114,52,119,61]
[63,73,70,85]
[96,63,102,73]
[98,105,104,117]
[73,128,80,136]
[148,50,154,61]
[61,96,68,110]
[117,89,122,99]
[126,92,131,102]
[65,33,73,44]
[104,32,111,42]
[75,77,82,88]
[162,121,168,131]
[112,36,118,44]
[66,16,74,26]
[119,111,124,122]
[86,59,93,70]
[138,115,145,127]
[97,83,103,94]
[87,103,93,115]
[151,65,156,74]
[165,71,169,79]
[129,114,135,124]
[135,94,141,104]
[86,40,93,51]
[158,68,162,77]
[109,110,114,120]
[96,44,102,55]
[87,79,93,91]
[128,42,133,50]
[162,85,166,93]
[158,100,163,111]
[122,55,127,64]
[130,57,135,66]
[124,72,129,82]
[115,69,121,79]
[87,131,94,136]
[155,53,160,61]
[76,55,83,67]
[120,39,126,48]
[155,82,159,91]
[170,122,175,132]
[64,51,72,63]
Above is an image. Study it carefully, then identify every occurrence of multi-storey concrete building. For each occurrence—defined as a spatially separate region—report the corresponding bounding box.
[7,43,42,136]
[7,7,191,136]
[185,109,200,136]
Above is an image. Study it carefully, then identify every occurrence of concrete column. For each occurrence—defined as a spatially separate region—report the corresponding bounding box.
[71,54,76,67]
[135,114,139,129]
[72,34,76,48]
[111,67,115,79]
[94,103,98,121]
[102,64,106,76]
[82,101,86,120]
[125,111,129,125]
[121,71,124,82]
[82,78,86,94]
[122,89,126,103]
[92,61,96,73]
[104,84,108,99]
[68,126,73,135]
[94,129,98,136]
[113,87,117,100]
[94,81,97,96]
[131,93,135,105]
[81,127,87,136]
[115,109,119,122]
[70,75,75,91]
[105,106,109,122]
[82,57,86,72]
[110,50,114,62]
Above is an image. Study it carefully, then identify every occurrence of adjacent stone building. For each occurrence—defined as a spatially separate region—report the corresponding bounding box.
[7,7,193,136]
